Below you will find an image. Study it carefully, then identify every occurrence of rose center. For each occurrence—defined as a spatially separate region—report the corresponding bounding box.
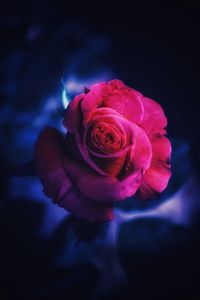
[95,127,114,145]
[89,123,124,154]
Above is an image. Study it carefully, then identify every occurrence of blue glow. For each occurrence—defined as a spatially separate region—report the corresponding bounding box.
[0,18,198,299]
[61,73,112,99]
[9,176,68,237]
[114,175,199,227]
[62,88,70,109]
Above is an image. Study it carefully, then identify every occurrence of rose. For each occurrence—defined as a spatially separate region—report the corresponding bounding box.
[35,79,171,222]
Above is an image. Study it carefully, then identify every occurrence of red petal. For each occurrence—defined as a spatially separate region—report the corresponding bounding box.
[62,152,143,202]
[138,135,172,198]
[130,123,152,171]
[103,80,144,124]
[80,80,144,125]
[140,97,167,137]
[151,135,172,166]
[80,82,106,122]
[90,152,127,177]
[76,107,133,176]
[35,127,113,222]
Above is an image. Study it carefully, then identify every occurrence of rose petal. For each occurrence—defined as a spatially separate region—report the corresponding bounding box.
[76,131,109,176]
[62,94,84,133]
[80,80,144,125]
[151,135,172,166]
[76,108,135,176]
[80,82,106,122]
[62,153,143,202]
[138,135,172,198]
[85,107,134,157]
[86,107,131,142]
[90,152,127,177]
[103,79,144,124]
[64,132,126,177]
[89,121,125,154]
[140,97,167,136]
[118,124,152,181]
[35,127,113,222]
[129,123,152,171]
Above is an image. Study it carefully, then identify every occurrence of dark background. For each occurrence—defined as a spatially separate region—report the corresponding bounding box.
[0,1,200,299]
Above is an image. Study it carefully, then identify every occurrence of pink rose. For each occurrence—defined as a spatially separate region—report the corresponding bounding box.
[35,80,171,222]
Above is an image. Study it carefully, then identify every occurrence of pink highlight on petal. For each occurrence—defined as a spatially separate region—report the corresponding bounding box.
[151,135,172,167]
[139,165,171,199]
[140,96,167,136]
[138,135,172,199]
[103,79,144,124]
[80,82,106,122]
[129,122,152,171]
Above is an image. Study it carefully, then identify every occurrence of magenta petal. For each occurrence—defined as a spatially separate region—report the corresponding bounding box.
[138,135,172,198]
[90,151,127,177]
[129,123,152,171]
[80,82,106,122]
[151,135,172,165]
[103,79,144,124]
[76,108,133,176]
[141,97,167,136]
[62,154,143,202]
[138,165,171,199]
[76,131,108,176]
[34,127,113,222]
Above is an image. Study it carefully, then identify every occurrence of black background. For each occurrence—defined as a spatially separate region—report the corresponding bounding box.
[0,1,200,299]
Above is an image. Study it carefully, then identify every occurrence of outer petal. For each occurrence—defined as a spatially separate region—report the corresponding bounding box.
[138,135,172,198]
[70,80,144,127]
[140,97,167,136]
[63,80,144,133]
[80,82,106,123]
[34,127,113,222]
[103,79,144,124]
[62,153,144,202]
[62,94,84,133]
[129,123,152,171]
